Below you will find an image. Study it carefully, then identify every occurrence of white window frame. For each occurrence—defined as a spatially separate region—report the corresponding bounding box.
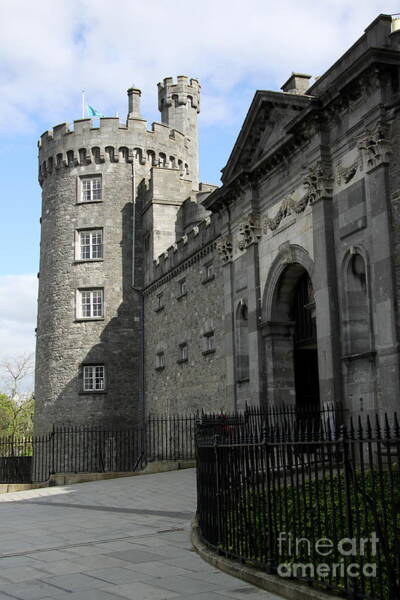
[79,175,102,203]
[83,365,105,391]
[77,288,104,319]
[76,229,103,261]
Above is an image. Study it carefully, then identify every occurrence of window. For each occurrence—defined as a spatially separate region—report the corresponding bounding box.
[77,289,104,319]
[177,278,187,298]
[78,229,103,260]
[202,262,214,283]
[178,343,188,363]
[80,176,102,203]
[83,365,105,391]
[155,352,165,370]
[203,331,215,355]
[236,301,249,382]
[144,232,150,252]
[155,292,164,312]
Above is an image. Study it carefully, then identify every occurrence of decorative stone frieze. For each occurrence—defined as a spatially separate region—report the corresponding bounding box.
[238,213,262,250]
[217,235,233,263]
[336,159,359,185]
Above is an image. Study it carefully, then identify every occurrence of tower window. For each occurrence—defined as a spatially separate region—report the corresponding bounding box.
[77,289,104,319]
[78,229,103,260]
[83,365,105,391]
[80,176,102,203]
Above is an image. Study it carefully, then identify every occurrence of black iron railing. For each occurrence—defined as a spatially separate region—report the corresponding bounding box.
[196,409,400,600]
[0,413,199,483]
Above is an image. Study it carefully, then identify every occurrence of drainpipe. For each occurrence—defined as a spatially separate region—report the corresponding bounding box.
[131,159,145,425]
[223,200,238,411]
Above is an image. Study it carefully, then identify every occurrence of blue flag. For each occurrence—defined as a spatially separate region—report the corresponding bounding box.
[87,105,104,118]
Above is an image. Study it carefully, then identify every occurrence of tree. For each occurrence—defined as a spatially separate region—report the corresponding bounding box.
[0,354,34,436]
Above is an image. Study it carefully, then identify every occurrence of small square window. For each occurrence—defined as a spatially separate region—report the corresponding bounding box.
[80,176,102,203]
[203,331,215,355]
[77,229,103,260]
[83,365,105,391]
[178,343,188,363]
[77,288,104,319]
[155,352,165,370]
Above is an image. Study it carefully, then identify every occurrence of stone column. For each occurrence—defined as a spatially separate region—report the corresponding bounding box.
[237,213,263,407]
[360,124,400,413]
[217,233,237,411]
[307,164,343,407]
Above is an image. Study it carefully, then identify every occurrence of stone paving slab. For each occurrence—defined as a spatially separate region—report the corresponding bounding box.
[0,469,284,600]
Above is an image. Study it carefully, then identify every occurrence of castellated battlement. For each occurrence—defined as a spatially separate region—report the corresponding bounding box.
[38,116,192,185]
[152,211,220,278]
[157,76,200,112]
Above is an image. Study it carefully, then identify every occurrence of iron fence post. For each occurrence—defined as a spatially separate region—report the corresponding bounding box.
[214,433,222,552]
[263,425,274,574]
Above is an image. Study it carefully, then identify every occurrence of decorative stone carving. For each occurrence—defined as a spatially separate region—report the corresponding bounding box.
[336,159,359,185]
[217,235,233,264]
[303,162,333,204]
[264,194,296,231]
[358,122,391,171]
[263,163,333,234]
[238,213,262,250]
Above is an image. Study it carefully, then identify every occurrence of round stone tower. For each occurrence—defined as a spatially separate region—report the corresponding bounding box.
[158,76,200,190]
[35,78,200,432]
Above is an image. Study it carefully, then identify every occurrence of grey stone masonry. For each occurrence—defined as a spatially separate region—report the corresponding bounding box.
[35,78,205,432]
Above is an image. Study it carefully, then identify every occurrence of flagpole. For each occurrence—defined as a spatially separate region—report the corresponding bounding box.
[82,90,85,118]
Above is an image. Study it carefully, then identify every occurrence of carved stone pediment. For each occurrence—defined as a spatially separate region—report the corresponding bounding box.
[238,213,262,250]
[221,92,310,185]
[358,122,391,171]
[217,235,233,264]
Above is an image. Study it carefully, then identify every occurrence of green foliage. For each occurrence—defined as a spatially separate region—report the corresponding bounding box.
[0,393,34,436]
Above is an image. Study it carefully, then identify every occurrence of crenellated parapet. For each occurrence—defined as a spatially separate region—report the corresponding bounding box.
[38,116,192,185]
[158,76,200,113]
[149,213,219,286]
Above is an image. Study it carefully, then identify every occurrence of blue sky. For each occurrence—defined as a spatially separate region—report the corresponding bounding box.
[0,0,393,368]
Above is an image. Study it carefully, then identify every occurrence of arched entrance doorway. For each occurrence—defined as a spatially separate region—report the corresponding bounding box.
[293,272,320,411]
[263,261,320,411]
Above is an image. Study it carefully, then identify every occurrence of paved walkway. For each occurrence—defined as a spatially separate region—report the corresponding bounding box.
[0,469,283,600]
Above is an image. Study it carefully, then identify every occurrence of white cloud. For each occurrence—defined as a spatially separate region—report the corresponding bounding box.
[0,0,390,131]
[0,275,37,365]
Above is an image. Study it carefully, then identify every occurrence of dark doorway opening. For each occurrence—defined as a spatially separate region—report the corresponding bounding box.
[293,273,320,415]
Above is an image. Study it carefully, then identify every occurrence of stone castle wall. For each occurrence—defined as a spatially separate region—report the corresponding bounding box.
[143,215,231,414]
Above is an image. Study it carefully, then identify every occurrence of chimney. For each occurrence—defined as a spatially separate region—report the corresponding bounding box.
[127,85,142,118]
[281,73,312,95]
